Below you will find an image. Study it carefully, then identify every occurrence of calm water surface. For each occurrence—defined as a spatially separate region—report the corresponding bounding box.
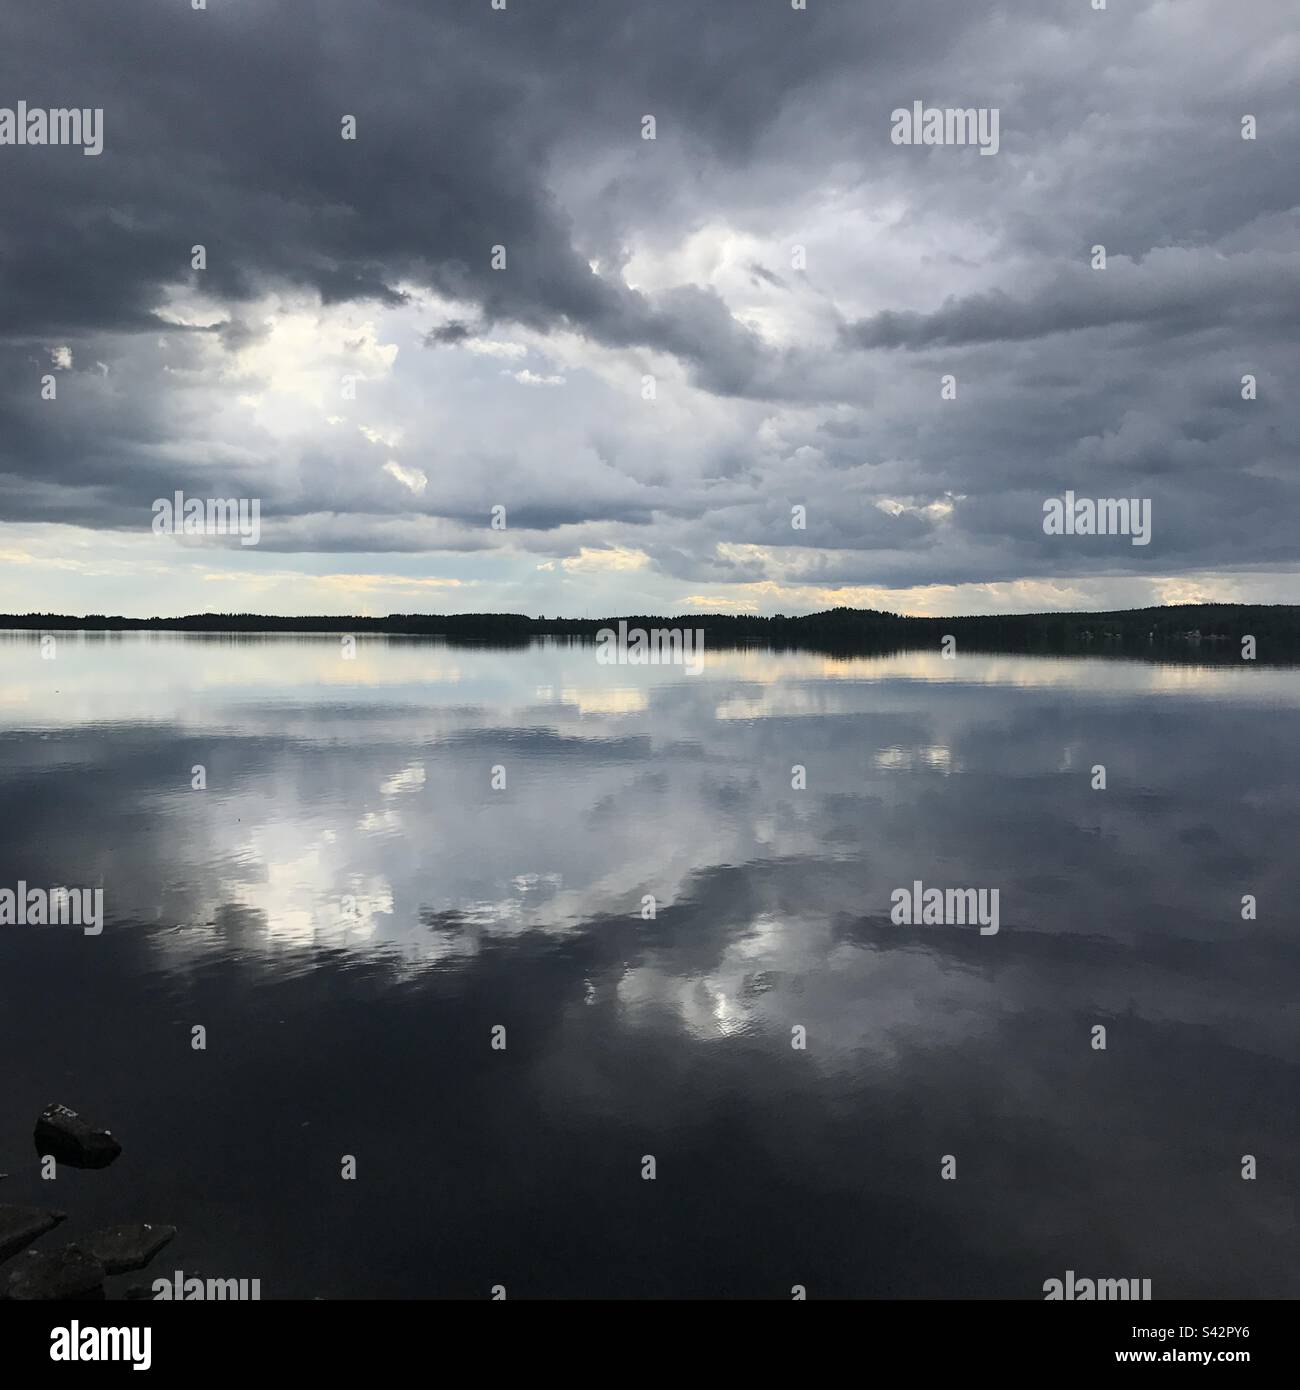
[1,633,1296,1297]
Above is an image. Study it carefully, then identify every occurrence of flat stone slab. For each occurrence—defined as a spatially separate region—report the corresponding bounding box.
[34,1103,122,1169]
[6,1245,105,1301]
[81,1222,177,1274]
[0,1204,67,1263]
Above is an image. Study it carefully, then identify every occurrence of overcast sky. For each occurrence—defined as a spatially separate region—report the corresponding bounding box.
[1,0,1296,618]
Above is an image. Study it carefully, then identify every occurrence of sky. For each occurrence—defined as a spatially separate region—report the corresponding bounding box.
[1,0,1296,619]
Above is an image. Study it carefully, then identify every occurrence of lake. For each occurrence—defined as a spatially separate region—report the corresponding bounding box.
[1,632,1296,1298]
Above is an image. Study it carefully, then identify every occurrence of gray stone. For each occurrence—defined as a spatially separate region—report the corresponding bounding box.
[34,1103,122,1169]
[0,1204,67,1262]
[6,1245,105,1301]
[81,1222,177,1274]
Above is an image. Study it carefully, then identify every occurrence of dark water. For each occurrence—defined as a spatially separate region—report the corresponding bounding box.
[1,632,1296,1298]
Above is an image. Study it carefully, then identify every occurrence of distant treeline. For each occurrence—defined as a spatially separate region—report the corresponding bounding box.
[4,604,1299,661]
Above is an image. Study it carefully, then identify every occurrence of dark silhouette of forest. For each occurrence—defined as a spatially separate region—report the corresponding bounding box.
[4,604,1298,662]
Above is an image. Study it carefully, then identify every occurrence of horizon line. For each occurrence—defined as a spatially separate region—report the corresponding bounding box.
[1,600,1295,628]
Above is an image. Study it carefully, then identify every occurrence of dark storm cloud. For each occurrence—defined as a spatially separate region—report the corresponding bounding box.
[423,320,475,347]
[840,252,1300,351]
[0,0,919,344]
